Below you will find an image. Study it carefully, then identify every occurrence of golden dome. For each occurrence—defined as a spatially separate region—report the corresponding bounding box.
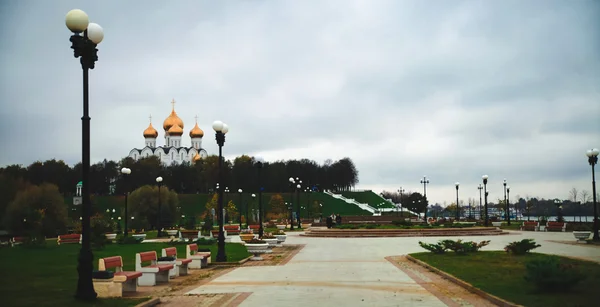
[162,99,184,131]
[189,117,204,138]
[193,152,202,162]
[143,122,158,138]
[168,124,183,136]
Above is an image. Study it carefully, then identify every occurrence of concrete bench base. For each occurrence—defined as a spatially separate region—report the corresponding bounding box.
[93,278,121,298]
[138,270,170,286]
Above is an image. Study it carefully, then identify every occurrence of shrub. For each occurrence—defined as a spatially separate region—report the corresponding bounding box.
[504,239,541,255]
[418,239,490,254]
[524,257,586,292]
[117,236,143,244]
[392,220,412,226]
[418,241,446,254]
[196,237,216,245]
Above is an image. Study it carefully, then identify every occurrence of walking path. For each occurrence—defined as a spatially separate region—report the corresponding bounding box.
[162,230,599,306]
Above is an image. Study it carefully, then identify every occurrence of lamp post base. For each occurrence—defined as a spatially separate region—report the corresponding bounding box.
[75,248,97,301]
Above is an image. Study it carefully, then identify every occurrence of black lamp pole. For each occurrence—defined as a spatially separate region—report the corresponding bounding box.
[586,148,599,241]
[288,177,295,230]
[296,181,301,228]
[238,189,243,229]
[482,175,489,227]
[255,159,264,238]
[66,8,104,301]
[249,194,254,228]
[503,179,510,225]
[399,187,405,217]
[477,184,483,220]
[213,121,228,262]
[455,182,460,220]
[156,177,163,237]
[420,176,430,221]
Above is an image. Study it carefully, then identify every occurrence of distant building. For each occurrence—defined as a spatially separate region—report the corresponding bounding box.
[128,99,208,165]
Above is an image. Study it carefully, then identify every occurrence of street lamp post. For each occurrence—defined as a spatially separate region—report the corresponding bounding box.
[507,185,512,220]
[212,120,229,262]
[455,182,460,220]
[296,181,302,229]
[66,8,104,301]
[250,194,256,227]
[255,156,265,237]
[288,177,295,230]
[586,148,599,240]
[503,179,510,225]
[554,199,563,222]
[477,184,483,220]
[420,176,430,221]
[156,176,163,237]
[399,187,405,217]
[121,168,131,236]
[482,175,489,227]
[238,189,243,229]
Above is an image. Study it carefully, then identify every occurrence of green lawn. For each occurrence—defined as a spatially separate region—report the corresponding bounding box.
[0,242,250,307]
[410,251,600,307]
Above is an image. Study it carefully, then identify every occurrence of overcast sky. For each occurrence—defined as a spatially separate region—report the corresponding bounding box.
[1,0,599,205]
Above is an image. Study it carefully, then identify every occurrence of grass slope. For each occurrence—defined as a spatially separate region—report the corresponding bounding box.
[68,192,372,219]
[0,242,249,307]
[410,251,600,307]
[340,191,395,209]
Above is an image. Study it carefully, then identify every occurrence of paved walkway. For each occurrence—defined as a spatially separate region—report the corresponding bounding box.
[182,230,599,306]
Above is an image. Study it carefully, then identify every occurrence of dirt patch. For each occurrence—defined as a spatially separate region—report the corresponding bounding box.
[158,292,252,307]
[386,256,497,307]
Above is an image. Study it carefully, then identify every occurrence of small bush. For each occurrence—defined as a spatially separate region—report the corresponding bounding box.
[524,256,586,292]
[392,220,412,226]
[196,237,216,245]
[365,224,378,229]
[418,241,446,254]
[117,236,142,244]
[504,239,541,255]
[418,239,490,254]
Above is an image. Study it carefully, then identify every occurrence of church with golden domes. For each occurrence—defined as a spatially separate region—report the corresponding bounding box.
[128,99,208,165]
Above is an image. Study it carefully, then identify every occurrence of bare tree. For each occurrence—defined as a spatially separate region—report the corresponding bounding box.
[569,188,578,203]
[580,190,591,203]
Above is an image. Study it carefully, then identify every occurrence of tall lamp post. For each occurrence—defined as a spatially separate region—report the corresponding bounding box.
[455,182,460,220]
[507,185,512,221]
[585,148,599,240]
[477,184,483,220]
[503,179,510,225]
[238,189,243,229]
[121,168,131,236]
[399,187,405,217]
[420,176,430,221]
[156,176,163,237]
[212,120,229,262]
[254,156,265,237]
[288,177,296,230]
[66,9,104,301]
[250,194,256,228]
[554,199,563,222]
[296,183,302,226]
[482,175,489,226]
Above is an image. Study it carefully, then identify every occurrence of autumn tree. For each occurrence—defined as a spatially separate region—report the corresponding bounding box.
[127,185,178,231]
[4,183,68,237]
[268,194,286,219]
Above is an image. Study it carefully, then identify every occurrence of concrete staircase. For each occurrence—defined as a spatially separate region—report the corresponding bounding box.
[324,191,379,215]
[302,227,507,238]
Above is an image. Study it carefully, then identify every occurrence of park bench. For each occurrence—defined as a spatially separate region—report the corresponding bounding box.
[249,224,260,232]
[135,251,174,286]
[186,243,210,269]
[210,229,227,238]
[10,236,26,247]
[160,247,191,277]
[520,221,539,231]
[179,230,200,241]
[545,221,566,232]
[57,234,81,245]
[224,225,241,235]
[98,256,142,296]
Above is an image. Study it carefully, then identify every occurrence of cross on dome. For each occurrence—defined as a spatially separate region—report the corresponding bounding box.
[149,114,152,123]
[194,115,198,123]
[171,99,176,110]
